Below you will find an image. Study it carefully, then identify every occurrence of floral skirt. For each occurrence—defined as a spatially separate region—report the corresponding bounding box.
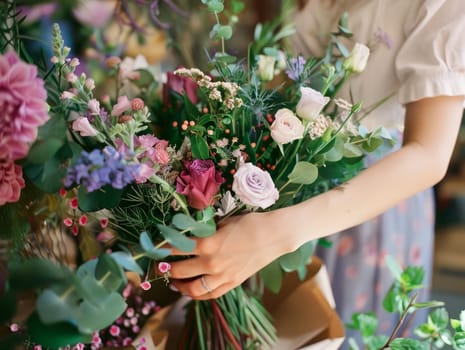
[315,130,435,349]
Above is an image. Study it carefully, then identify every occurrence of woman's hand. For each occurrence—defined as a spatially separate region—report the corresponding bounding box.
[168,210,297,300]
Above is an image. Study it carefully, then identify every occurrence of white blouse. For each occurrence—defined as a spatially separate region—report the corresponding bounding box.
[292,0,465,130]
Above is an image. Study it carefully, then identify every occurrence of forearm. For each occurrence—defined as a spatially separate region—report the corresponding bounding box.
[274,95,464,251]
[280,144,442,248]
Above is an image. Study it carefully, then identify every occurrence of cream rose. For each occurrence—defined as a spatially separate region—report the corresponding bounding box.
[296,86,330,121]
[256,55,276,81]
[232,162,279,209]
[270,108,305,145]
[343,43,370,73]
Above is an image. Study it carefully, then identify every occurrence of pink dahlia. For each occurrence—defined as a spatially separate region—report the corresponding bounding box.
[0,159,25,205]
[0,51,49,161]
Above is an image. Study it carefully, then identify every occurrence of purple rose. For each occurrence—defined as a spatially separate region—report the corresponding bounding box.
[176,160,225,210]
[232,163,279,209]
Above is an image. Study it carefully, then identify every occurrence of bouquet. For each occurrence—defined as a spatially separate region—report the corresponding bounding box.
[0,1,393,349]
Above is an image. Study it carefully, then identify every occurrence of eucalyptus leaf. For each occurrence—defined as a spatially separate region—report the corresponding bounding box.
[36,289,78,324]
[343,143,363,158]
[260,259,283,294]
[77,292,127,334]
[216,25,233,40]
[157,224,196,252]
[9,258,66,290]
[172,213,215,237]
[110,252,144,275]
[95,253,126,291]
[288,161,318,185]
[27,312,92,349]
[140,231,154,251]
[279,250,303,272]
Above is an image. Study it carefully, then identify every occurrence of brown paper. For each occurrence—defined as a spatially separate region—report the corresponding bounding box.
[262,256,345,350]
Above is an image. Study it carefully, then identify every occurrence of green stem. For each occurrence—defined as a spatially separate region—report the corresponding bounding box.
[149,175,190,215]
[60,285,75,301]
[382,294,418,349]
[195,301,207,350]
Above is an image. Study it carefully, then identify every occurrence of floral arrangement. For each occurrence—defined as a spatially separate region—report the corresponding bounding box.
[0,1,422,350]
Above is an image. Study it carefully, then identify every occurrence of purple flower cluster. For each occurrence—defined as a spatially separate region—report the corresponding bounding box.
[286,56,306,81]
[64,146,140,192]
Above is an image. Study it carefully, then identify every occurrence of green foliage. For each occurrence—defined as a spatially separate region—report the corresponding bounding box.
[348,255,465,349]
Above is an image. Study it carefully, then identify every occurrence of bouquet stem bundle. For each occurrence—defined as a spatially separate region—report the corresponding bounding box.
[179,286,276,350]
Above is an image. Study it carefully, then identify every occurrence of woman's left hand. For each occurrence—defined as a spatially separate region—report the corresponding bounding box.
[167,210,296,300]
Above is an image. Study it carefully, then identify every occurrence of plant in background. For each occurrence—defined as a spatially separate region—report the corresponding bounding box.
[0,0,394,349]
[348,256,465,350]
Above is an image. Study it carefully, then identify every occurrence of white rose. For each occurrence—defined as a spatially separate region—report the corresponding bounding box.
[232,163,279,209]
[296,86,330,121]
[256,55,276,81]
[270,108,305,145]
[343,43,370,73]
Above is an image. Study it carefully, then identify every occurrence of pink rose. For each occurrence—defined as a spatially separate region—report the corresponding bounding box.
[0,160,26,205]
[296,86,330,122]
[270,108,305,145]
[176,159,225,210]
[163,71,199,105]
[72,117,98,137]
[111,96,131,116]
[232,162,279,209]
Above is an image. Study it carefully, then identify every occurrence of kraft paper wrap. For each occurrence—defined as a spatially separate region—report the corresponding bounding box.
[262,256,345,350]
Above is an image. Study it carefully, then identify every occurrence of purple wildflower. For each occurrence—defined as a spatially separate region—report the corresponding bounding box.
[286,56,306,81]
[64,146,140,192]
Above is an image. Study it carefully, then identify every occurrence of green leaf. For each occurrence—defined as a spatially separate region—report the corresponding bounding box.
[190,134,210,159]
[36,289,78,324]
[358,313,378,338]
[207,0,224,13]
[76,292,127,333]
[429,307,449,330]
[412,300,445,309]
[27,312,92,349]
[389,337,428,350]
[231,0,245,13]
[172,213,215,237]
[110,251,144,275]
[288,161,318,185]
[279,249,302,272]
[215,25,233,40]
[23,155,67,193]
[0,289,16,323]
[385,255,403,281]
[27,138,63,163]
[95,253,126,291]
[157,224,196,252]
[9,258,66,290]
[454,331,465,348]
[260,259,283,293]
[343,143,363,158]
[140,231,154,251]
[383,289,396,313]
[138,231,172,259]
[78,185,124,211]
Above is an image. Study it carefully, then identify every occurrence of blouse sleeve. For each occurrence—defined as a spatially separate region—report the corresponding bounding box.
[395,0,465,104]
